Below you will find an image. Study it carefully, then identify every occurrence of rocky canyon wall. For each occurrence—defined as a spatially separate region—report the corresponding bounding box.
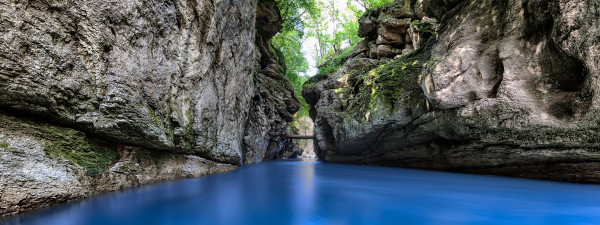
[305,0,600,183]
[0,0,298,216]
[244,0,301,163]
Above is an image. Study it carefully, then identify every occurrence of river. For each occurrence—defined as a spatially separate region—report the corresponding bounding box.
[3,159,600,225]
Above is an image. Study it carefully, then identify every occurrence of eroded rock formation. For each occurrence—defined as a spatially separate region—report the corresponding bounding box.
[305,0,600,183]
[355,0,435,59]
[0,0,299,216]
[243,0,301,163]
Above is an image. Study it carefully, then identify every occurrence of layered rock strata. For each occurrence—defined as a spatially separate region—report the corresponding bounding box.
[243,0,301,163]
[353,0,436,60]
[304,0,600,183]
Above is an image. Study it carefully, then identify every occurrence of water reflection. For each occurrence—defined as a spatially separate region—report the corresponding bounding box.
[3,159,600,225]
[293,159,316,225]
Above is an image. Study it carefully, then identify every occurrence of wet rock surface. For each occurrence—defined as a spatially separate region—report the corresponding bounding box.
[304,0,600,183]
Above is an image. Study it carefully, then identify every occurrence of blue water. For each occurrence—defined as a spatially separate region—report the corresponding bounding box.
[3,159,600,225]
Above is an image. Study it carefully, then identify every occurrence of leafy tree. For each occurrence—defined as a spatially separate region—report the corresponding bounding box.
[275,0,320,34]
[350,0,395,9]
[271,0,318,90]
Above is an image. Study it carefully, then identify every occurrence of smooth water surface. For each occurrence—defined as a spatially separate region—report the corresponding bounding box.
[3,159,600,225]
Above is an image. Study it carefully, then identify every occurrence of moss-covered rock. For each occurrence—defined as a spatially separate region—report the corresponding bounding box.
[0,112,119,177]
[0,112,236,216]
[304,0,600,184]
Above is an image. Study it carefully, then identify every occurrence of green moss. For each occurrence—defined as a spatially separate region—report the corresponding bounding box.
[317,45,356,76]
[0,113,119,177]
[0,141,18,152]
[184,122,195,151]
[43,127,119,177]
[303,73,329,89]
[148,106,175,143]
[347,40,435,116]
[409,20,436,36]
[148,107,160,125]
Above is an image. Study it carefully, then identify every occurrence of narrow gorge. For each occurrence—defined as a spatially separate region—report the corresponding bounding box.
[1,0,600,220]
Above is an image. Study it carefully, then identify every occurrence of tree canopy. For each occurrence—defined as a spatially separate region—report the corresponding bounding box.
[269,0,396,106]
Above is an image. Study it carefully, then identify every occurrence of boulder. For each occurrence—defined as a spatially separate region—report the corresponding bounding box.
[376,45,403,58]
[358,11,379,38]
[369,44,378,59]
[349,40,370,58]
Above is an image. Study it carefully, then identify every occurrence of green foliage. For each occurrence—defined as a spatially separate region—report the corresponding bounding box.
[339,15,361,46]
[0,141,18,152]
[271,0,318,105]
[351,0,395,10]
[317,45,355,76]
[275,0,319,34]
[305,0,364,62]
[303,72,329,89]
[272,29,309,81]
[367,0,395,9]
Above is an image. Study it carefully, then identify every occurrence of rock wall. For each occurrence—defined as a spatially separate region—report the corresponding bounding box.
[243,0,301,163]
[355,0,433,59]
[0,0,255,165]
[0,0,298,216]
[0,113,235,216]
[304,0,600,183]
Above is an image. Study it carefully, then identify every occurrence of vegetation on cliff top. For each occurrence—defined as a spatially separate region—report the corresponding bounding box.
[271,0,398,85]
[271,0,407,133]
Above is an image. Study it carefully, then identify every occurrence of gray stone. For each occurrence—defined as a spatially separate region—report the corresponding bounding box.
[0,0,257,165]
[349,40,370,58]
[402,49,414,55]
[358,12,379,38]
[422,0,465,20]
[377,45,403,58]
[369,44,378,59]
[243,0,300,164]
[0,113,235,216]
[0,0,300,215]
[305,0,600,184]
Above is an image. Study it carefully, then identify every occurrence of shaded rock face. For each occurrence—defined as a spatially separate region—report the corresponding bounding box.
[305,0,600,183]
[0,0,299,216]
[0,0,255,165]
[243,0,301,164]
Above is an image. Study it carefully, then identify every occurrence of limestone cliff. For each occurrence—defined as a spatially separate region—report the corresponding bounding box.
[244,0,301,163]
[0,0,298,216]
[304,0,600,183]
